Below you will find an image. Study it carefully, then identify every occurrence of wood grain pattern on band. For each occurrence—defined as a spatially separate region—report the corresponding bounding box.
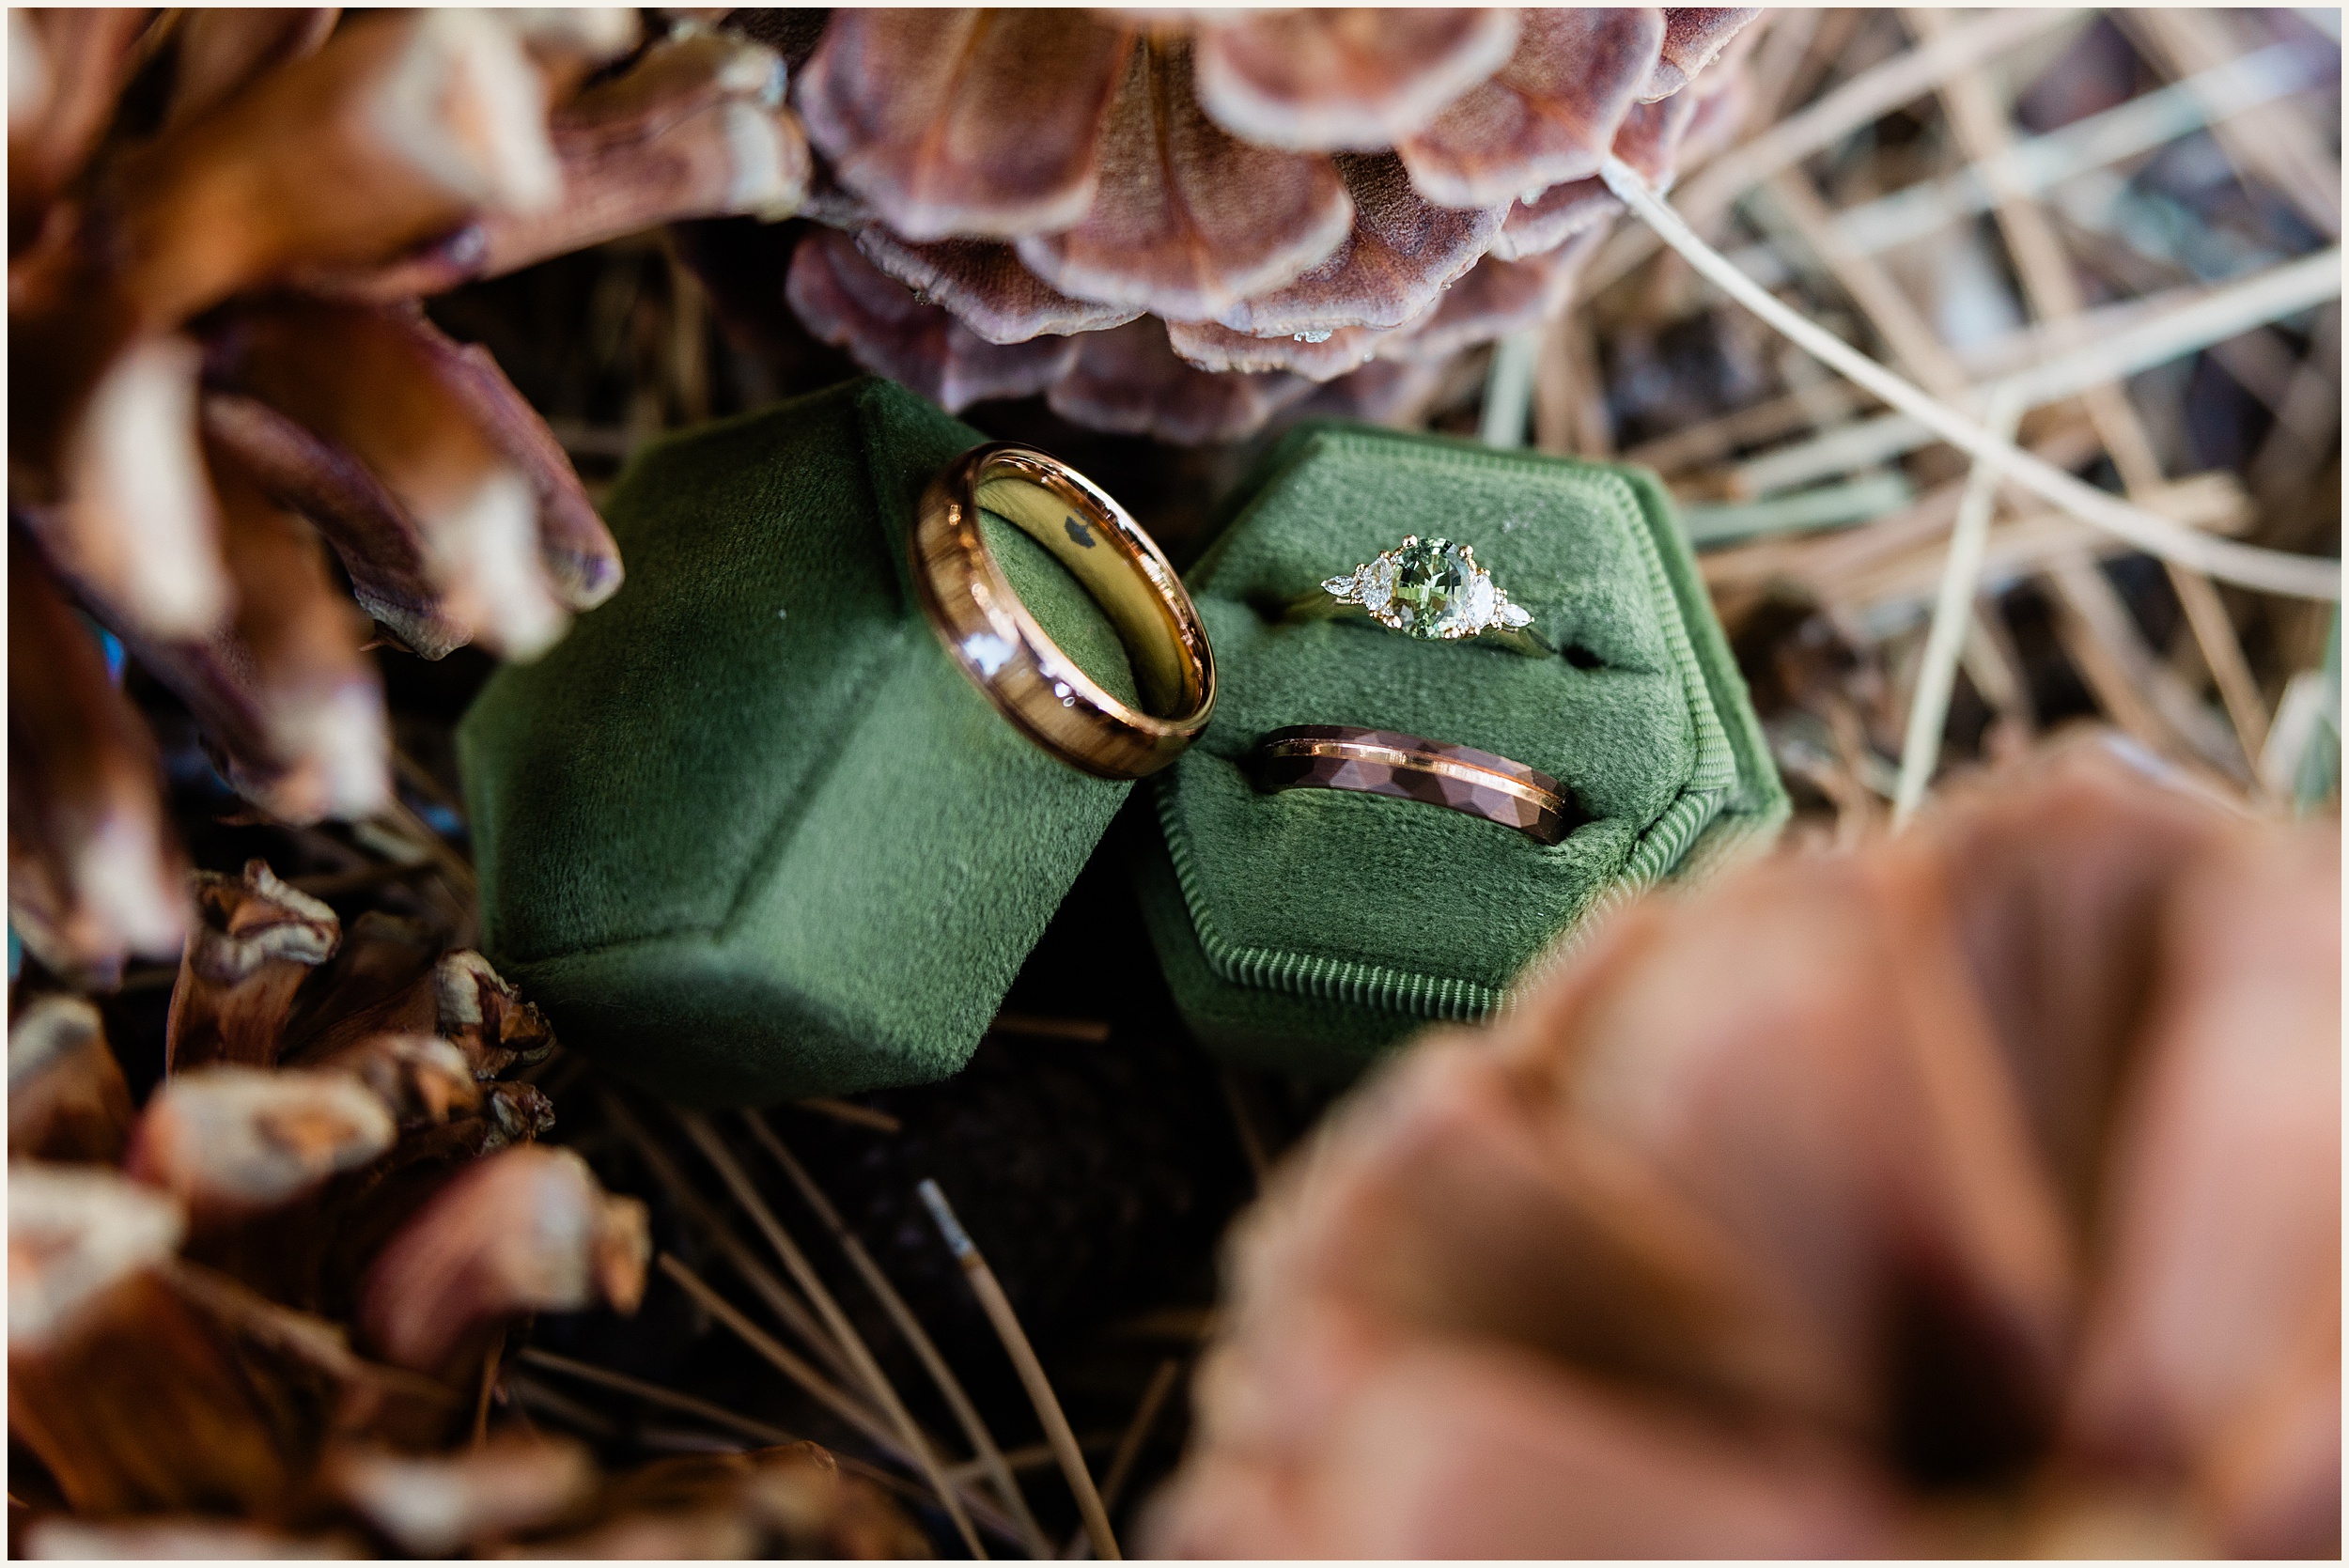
[1249,724,1582,846]
[913,443,1215,780]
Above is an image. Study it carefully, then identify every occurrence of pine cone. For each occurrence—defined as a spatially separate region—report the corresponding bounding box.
[1144,739,2340,1558]
[10,862,910,1559]
[728,6,1761,441]
[7,9,812,985]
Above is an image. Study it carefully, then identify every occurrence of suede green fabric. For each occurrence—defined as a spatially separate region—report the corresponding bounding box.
[1139,423,1787,1073]
[457,378,1138,1106]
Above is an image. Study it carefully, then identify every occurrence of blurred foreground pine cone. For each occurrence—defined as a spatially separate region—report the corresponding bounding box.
[1146,738,2340,1558]
[719,6,1760,442]
[9,859,925,1557]
[8,8,810,986]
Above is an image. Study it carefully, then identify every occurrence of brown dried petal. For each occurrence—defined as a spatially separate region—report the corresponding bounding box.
[7,8,148,244]
[557,26,785,150]
[1212,152,1504,336]
[797,8,1135,241]
[1015,39,1355,321]
[165,859,341,1072]
[1916,746,2233,1221]
[8,995,134,1164]
[22,1516,362,1559]
[1239,1034,1857,1425]
[205,431,392,821]
[1532,854,2077,1445]
[420,330,626,616]
[1610,85,1706,192]
[1643,8,1764,101]
[161,8,339,132]
[433,949,558,1079]
[33,333,233,640]
[301,1032,483,1129]
[101,622,361,828]
[12,1246,462,1515]
[2062,821,2341,1558]
[199,391,472,660]
[1397,8,1664,210]
[128,1064,399,1219]
[1378,237,1601,365]
[96,10,562,331]
[329,35,809,301]
[8,1162,188,1355]
[1192,8,1520,151]
[7,531,189,985]
[786,227,1077,412]
[325,1434,597,1557]
[278,910,445,1066]
[500,8,646,95]
[1150,1306,1902,1558]
[213,298,569,660]
[1047,318,1315,445]
[482,1080,559,1150]
[1489,176,1623,263]
[854,227,1141,346]
[357,1145,648,1381]
[6,10,564,529]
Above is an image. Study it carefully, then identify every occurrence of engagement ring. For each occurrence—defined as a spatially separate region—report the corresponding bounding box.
[1287,536,1548,655]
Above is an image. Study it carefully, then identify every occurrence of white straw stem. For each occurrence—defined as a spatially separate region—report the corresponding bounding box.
[1896,387,2025,828]
[1600,157,2341,601]
[1733,250,2340,493]
[1722,41,2326,289]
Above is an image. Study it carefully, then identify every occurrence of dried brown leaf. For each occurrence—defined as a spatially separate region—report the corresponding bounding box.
[331,33,809,301]
[433,950,558,1079]
[161,8,339,132]
[9,996,136,1165]
[798,8,1136,241]
[1047,317,1315,445]
[1643,8,1764,101]
[165,860,340,1072]
[212,298,569,660]
[1190,8,1520,152]
[853,227,1140,346]
[205,432,391,821]
[1015,39,1355,321]
[6,531,189,985]
[1396,8,1663,210]
[1211,152,1503,336]
[786,227,1078,412]
[128,1064,398,1225]
[356,1145,647,1383]
[198,391,470,660]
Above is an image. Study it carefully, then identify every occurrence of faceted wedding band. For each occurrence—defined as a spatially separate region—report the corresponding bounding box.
[1286,536,1550,656]
[1251,725,1582,846]
[913,442,1215,780]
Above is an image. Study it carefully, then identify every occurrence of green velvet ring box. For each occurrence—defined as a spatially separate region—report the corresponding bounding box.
[1137,424,1787,1077]
[457,379,1143,1106]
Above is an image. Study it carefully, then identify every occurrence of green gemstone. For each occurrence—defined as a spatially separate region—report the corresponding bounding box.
[1385,537,1491,639]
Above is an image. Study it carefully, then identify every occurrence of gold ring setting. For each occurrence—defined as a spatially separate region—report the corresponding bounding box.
[913,442,1215,780]
[1297,536,1548,655]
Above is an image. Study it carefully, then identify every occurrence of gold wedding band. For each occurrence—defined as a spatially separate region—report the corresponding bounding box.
[913,442,1215,779]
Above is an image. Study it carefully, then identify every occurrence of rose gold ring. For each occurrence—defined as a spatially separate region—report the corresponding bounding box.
[1250,725,1580,845]
[913,442,1215,780]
